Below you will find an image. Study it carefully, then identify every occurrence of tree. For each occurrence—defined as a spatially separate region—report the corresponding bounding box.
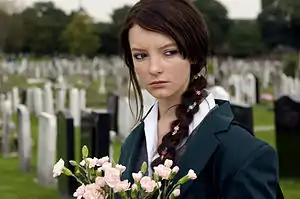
[193,0,231,55]
[258,0,300,50]
[3,14,25,53]
[95,5,131,56]
[228,20,266,58]
[62,11,99,56]
[21,2,69,55]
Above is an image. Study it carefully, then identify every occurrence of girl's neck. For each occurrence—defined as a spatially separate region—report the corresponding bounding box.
[157,96,181,121]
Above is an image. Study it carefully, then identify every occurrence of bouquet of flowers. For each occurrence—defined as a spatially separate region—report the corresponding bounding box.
[53,145,197,199]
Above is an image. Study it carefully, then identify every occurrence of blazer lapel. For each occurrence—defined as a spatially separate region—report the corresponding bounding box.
[120,122,145,183]
[172,100,234,197]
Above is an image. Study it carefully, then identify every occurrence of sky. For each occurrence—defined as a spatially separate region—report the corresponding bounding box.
[23,0,261,22]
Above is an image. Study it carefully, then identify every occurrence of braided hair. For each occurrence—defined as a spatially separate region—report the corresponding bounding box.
[120,0,210,167]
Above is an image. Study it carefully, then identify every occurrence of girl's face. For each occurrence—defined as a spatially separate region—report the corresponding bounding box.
[128,24,191,100]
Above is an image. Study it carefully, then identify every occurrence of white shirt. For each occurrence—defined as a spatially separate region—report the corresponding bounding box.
[144,93,216,175]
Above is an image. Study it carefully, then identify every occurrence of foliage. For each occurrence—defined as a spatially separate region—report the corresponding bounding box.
[62,12,99,56]
[228,20,266,58]
[282,53,299,78]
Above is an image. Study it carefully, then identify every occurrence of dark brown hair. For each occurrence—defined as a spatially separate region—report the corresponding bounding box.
[120,0,209,167]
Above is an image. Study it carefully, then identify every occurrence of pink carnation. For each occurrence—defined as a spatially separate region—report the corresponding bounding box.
[83,183,104,199]
[95,177,106,188]
[154,165,172,180]
[104,167,121,188]
[187,169,197,180]
[97,156,110,166]
[73,185,85,199]
[132,171,142,182]
[113,180,131,193]
[140,176,157,193]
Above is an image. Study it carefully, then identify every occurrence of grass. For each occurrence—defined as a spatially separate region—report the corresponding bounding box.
[253,104,274,126]
[0,77,298,198]
[256,131,300,199]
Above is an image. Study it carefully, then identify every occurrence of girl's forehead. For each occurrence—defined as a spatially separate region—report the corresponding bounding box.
[129,25,176,49]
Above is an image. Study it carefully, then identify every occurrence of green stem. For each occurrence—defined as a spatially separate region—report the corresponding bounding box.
[166,183,180,199]
[72,174,84,185]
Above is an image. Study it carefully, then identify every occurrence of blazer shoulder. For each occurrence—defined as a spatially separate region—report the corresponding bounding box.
[120,122,144,150]
[215,123,277,178]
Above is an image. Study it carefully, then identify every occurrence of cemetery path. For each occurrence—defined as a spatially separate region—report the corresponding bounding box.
[254,125,274,132]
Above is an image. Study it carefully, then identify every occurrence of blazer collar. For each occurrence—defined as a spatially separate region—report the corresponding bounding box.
[143,93,217,175]
[121,99,234,196]
[172,99,234,197]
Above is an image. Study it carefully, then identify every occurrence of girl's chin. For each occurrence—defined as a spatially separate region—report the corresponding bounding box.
[147,90,173,99]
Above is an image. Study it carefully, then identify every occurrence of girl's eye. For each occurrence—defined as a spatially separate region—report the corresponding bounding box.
[133,53,147,61]
[164,50,178,56]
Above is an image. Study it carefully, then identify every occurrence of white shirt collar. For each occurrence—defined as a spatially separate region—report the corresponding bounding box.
[144,93,216,174]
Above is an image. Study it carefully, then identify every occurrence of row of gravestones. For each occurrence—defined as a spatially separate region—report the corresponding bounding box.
[15,104,111,197]
[107,86,300,180]
[209,84,300,179]
[20,86,86,126]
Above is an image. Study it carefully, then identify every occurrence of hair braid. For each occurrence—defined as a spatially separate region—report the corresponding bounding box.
[151,75,208,168]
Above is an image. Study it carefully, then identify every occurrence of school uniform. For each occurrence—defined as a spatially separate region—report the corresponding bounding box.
[118,93,279,199]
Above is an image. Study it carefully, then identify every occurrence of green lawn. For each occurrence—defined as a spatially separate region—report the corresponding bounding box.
[253,105,274,126]
[0,79,298,198]
[256,131,300,199]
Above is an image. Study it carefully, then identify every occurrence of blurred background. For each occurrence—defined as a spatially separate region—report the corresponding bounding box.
[0,0,299,198]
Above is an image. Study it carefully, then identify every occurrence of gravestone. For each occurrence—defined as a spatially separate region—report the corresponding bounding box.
[69,88,80,127]
[56,89,66,112]
[107,92,119,135]
[17,105,31,172]
[56,111,78,197]
[20,89,27,105]
[230,103,254,134]
[33,87,43,116]
[12,87,20,111]
[275,96,300,179]
[43,83,54,114]
[79,89,86,110]
[80,110,110,159]
[37,112,57,186]
[255,75,260,104]
[1,99,13,157]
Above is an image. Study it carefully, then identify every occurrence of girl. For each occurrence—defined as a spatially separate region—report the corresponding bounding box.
[118,0,280,198]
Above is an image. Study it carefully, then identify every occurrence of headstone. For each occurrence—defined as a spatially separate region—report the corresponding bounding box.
[20,89,27,105]
[69,88,80,127]
[37,112,57,186]
[79,89,86,110]
[80,110,110,159]
[275,96,300,179]
[117,97,137,139]
[56,89,66,111]
[43,83,54,114]
[98,68,106,94]
[56,111,78,197]
[207,86,230,101]
[230,103,254,134]
[17,105,31,172]
[33,87,43,116]
[12,87,20,111]
[228,74,243,104]
[1,99,12,157]
[243,73,256,105]
[107,92,119,134]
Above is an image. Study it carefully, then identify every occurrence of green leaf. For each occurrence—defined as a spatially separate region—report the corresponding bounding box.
[69,160,77,166]
[141,162,147,175]
[63,168,73,176]
[82,145,89,159]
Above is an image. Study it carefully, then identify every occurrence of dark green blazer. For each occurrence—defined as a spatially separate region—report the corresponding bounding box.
[118,100,279,199]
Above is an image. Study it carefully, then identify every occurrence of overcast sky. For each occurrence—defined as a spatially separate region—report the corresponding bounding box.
[24,0,261,22]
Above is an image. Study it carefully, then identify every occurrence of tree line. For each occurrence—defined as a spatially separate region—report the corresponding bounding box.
[0,0,299,58]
